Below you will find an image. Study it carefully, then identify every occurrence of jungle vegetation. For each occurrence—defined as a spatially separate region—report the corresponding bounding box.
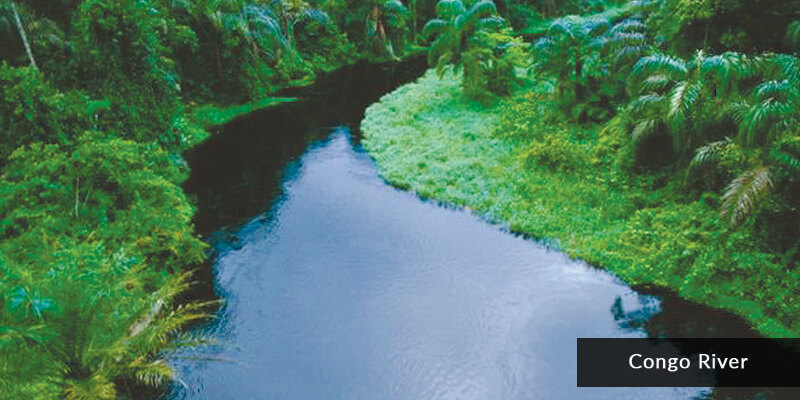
[1,0,800,398]
[363,0,800,336]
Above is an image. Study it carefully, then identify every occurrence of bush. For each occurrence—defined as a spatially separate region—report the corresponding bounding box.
[0,64,104,162]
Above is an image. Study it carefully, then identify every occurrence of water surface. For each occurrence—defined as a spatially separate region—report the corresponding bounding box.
[170,61,790,400]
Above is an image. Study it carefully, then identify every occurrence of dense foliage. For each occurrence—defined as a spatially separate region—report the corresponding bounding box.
[2,0,800,396]
[363,69,800,340]
[364,0,800,340]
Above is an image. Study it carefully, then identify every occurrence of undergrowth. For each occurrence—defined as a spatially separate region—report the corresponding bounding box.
[362,70,800,338]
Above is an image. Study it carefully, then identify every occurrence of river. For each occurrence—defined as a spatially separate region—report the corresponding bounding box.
[167,58,793,400]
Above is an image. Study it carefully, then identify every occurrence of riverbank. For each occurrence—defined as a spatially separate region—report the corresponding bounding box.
[361,70,800,338]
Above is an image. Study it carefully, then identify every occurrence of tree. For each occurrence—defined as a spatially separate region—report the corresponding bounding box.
[365,0,410,59]
[0,133,212,397]
[532,16,651,121]
[8,1,37,69]
[688,55,800,226]
[422,0,504,91]
[626,51,751,160]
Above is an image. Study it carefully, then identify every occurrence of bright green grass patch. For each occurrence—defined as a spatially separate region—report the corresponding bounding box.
[362,70,800,338]
[191,97,299,128]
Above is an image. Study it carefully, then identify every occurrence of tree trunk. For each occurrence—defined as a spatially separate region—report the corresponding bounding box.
[214,43,224,84]
[10,1,37,70]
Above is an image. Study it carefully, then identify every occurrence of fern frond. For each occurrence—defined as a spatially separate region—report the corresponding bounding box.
[721,166,773,227]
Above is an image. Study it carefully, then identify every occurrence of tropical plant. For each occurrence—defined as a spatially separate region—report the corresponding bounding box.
[787,20,800,50]
[532,15,610,99]
[625,50,754,160]
[532,16,651,121]
[365,0,410,59]
[421,0,505,94]
[687,54,800,226]
[0,132,212,397]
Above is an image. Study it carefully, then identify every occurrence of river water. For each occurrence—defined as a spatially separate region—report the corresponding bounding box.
[167,59,790,400]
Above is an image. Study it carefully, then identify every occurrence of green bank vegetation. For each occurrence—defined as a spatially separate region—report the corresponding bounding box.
[1,0,799,397]
[0,0,508,396]
[364,0,800,338]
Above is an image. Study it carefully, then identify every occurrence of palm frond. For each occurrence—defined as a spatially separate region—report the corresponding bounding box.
[639,74,670,92]
[609,31,646,44]
[785,20,800,49]
[721,166,773,227]
[297,9,328,25]
[421,18,448,39]
[700,53,736,83]
[772,150,800,173]
[533,36,555,53]
[244,5,288,48]
[467,0,498,19]
[628,93,664,114]
[610,18,646,35]
[631,118,661,144]
[613,44,649,66]
[63,373,116,400]
[690,138,732,167]
[383,0,409,15]
[547,17,576,39]
[582,17,610,36]
[755,79,798,103]
[476,16,504,31]
[435,0,465,18]
[130,359,173,387]
[668,80,701,120]
[632,53,688,80]
[737,98,791,147]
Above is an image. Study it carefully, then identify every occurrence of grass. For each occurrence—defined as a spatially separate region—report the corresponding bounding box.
[361,70,800,338]
[190,97,299,128]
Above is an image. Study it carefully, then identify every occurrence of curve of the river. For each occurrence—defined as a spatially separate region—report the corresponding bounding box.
[167,59,791,400]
